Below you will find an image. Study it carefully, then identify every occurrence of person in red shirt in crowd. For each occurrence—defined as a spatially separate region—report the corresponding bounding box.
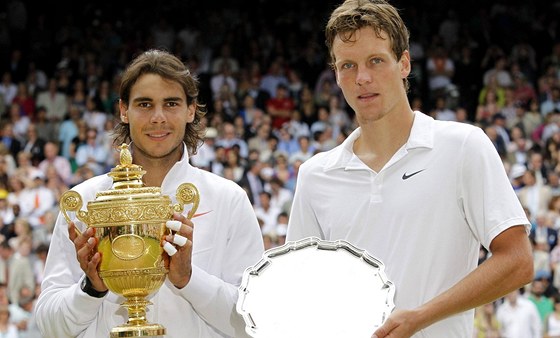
[266,83,295,130]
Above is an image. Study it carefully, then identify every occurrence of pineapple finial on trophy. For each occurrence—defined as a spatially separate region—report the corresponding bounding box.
[119,143,133,167]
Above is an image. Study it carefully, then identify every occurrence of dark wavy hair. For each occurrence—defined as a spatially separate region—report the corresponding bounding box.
[113,49,206,155]
[325,0,410,91]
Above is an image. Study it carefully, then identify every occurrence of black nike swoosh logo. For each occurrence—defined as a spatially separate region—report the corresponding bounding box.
[402,169,425,180]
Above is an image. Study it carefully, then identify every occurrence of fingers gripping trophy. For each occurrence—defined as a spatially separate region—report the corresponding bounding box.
[60,144,200,337]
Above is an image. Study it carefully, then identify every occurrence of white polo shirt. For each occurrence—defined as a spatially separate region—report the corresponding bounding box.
[287,111,529,337]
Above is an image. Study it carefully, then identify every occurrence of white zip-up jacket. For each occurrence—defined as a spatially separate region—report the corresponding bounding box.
[36,144,264,337]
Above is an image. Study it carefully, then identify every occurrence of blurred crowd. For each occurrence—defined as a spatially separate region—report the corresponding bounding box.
[0,0,560,336]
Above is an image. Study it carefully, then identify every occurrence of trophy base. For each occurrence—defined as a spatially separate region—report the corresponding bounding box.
[110,323,166,337]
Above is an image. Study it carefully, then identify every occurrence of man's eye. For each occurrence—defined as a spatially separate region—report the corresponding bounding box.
[371,58,382,65]
[341,63,354,70]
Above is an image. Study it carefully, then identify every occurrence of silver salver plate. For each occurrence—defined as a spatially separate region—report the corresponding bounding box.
[237,237,395,338]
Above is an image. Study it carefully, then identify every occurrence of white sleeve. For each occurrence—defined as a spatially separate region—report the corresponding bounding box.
[167,187,264,337]
[286,161,325,241]
[459,127,530,249]
[35,213,105,337]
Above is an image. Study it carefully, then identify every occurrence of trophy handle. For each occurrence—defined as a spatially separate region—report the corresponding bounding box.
[60,190,89,235]
[174,183,200,220]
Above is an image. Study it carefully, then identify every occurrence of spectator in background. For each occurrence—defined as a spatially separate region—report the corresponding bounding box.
[260,58,289,99]
[431,95,456,121]
[190,127,218,171]
[289,135,314,165]
[426,46,455,102]
[238,94,264,128]
[238,159,264,207]
[0,72,17,107]
[6,174,25,214]
[33,106,57,143]
[91,80,117,115]
[20,123,45,167]
[265,83,295,131]
[11,82,35,119]
[74,128,109,176]
[509,163,527,192]
[215,122,249,159]
[490,113,511,147]
[248,123,272,156]
[472,302,501,338]
[529,212,558,253]
[528,151,549,187]
[7,102,30,144]
[82,96,107,135]
[0,242,13,286]
[38,141,72,186]
[34,78,68,123]
[211,43,240,75]
[511,72,537,109]
[0,122,21,161]
[483,56,513,89]
[497,289,541,338]
[9,285,40,338]
[327,94,351,139]
[542,87,560,117]
[57,105,81,161]
[518,170,553,222]
[477,85,505,127]
[483,125,507,158]
[17,172,55,231]
[43,163,69,205]
[545,293,560,337]
[210,62,237,103]
[275,125,299,158]
[268,175,293,214]
[527,278,554,326]
[7,235,34,307]
[254,191,280,237]
[222,149,244,183]
[0,304,18,338]
[506,126,531,167]
[522,100,543,141]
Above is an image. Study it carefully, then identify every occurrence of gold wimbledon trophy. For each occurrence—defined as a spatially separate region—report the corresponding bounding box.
[60,144,200,337]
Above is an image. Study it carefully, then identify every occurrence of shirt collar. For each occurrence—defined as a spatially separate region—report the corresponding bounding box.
[324,111,434,171]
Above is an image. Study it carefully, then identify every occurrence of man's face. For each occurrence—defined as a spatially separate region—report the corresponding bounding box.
[120,73,195,161]
[532,280,545,296]
[332,27,410,126]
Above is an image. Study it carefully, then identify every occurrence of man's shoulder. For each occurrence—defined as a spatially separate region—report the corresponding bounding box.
[299,146,343,173]
[430,119,483,143]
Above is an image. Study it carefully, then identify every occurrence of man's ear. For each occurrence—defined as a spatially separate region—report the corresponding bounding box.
[399,50,411,78]
[119,100,129,123]
[186,103,196,123]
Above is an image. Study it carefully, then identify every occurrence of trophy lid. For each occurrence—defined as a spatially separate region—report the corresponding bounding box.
[84,144,173,227]
[60,143,199,229]
[108,143,146,189]
[95,144,164,201]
